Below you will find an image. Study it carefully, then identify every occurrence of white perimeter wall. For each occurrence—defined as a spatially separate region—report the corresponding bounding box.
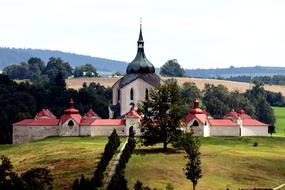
[210,126,240,136]
[90,126,126,136]
[13,125,59,144]
[241,126,268,136]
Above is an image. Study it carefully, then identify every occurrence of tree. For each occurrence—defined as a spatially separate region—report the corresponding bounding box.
[173,133,202,190]
[74,64,98,78]
[160,59,185,77]
[268,125,276,137]
[44,57,73,81]
[141,79,184,151]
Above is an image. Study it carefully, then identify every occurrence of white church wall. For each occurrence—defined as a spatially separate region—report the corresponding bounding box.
[13,125,59,144]
[112,82,120,106]
[241,126,268,136]
[210,126,240,136]
[120,79,153,116]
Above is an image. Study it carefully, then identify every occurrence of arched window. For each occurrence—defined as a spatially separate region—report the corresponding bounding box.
[193,120,199,127]
[68,120,74,129]
[130,88,134,100]
[145,88,149,100]
[117,89,120,101]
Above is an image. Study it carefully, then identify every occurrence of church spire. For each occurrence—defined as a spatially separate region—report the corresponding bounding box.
[137,18,144,52]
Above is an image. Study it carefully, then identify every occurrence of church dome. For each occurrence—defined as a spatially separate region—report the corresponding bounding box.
[126,23,155,74]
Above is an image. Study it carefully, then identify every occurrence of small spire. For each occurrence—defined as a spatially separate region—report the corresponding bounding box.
[138,18,143,42]
[194,98,199,109]
[69,98,74,108]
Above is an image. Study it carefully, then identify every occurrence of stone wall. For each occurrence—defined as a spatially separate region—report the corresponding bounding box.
[60,119,80,136]
[13,125,59,144]
[210,126,240,136]
[241,126,268,136]
[90,125,126,136]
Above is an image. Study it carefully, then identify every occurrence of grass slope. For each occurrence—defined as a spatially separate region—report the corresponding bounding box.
[125,137,285,190]
[273,107,285,136]
[0,137,108,190]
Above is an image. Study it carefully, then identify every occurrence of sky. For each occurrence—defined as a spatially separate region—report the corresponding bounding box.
[1,0,285,69]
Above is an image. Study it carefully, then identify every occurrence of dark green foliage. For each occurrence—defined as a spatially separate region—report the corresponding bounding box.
[108,127,136,190]
[134,180,143,190]
[0,155,53,190]
[74,64,98,77]
[268,125,276,136]
[0,74,111,144]
[160,59,185,77]
[73,130,120,189]
[44,57,73,81]
[141,79,184,150]
[253,142,259,147]
[21,168,53,190]
[174,133,202,190]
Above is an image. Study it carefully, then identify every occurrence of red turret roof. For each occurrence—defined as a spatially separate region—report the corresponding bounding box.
[239,109,252,119]
[60,99,82,124]
[83,109,101,119]
[125,109,141,118]
[34,109,56,120]
[185,99,207,124]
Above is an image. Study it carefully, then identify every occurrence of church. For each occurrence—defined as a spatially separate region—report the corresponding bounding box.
[12,24,269,144]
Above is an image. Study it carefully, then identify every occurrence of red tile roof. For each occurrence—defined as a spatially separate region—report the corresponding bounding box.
[242,119,268,126]
[224,111,239,119]
[13,119,59,126]
[80,118,96,126]
[209,119,239,126]
[90,119,125,126]
[239,109,252,119]
[60,114,82,125]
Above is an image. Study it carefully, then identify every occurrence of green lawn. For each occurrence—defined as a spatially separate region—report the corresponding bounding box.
[273,107,285,136]
[125,137,285,190]
[0,137,109,190]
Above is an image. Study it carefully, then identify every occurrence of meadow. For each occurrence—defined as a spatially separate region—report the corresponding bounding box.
[0,137,109,190]
[66,77,285,95]
[273,107,285,136]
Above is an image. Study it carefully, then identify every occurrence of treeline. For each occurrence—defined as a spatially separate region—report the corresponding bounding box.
[0,74,111,144]
[224,75,285,86]
[2,57,98,84]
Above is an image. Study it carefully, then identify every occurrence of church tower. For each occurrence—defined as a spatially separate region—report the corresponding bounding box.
[112,22,160,116]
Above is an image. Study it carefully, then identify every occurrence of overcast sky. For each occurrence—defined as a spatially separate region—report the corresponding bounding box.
[1,0,285,69]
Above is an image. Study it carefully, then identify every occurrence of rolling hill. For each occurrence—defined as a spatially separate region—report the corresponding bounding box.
[0,47,128,73]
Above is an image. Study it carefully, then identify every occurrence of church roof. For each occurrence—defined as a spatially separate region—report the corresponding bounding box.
[83,109,101,119]
[185,99,207,124]
[208,119,239,126]
[126,23,155,74]
[117,73,160,88]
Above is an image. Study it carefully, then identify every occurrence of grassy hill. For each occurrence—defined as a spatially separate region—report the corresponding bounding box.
[1,108,284,190]
[66,77,285,95]
[273,107,285,136]
[125,137,285,190]
[0,137,108,190]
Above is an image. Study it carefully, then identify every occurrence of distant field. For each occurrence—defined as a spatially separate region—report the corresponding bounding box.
[273,107,285,136]
[0,137,108,190]
[125,137,285,190]
[66,77,285,95]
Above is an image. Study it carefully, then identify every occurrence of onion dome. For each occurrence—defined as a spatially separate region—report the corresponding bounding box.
[126,22,155,74]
